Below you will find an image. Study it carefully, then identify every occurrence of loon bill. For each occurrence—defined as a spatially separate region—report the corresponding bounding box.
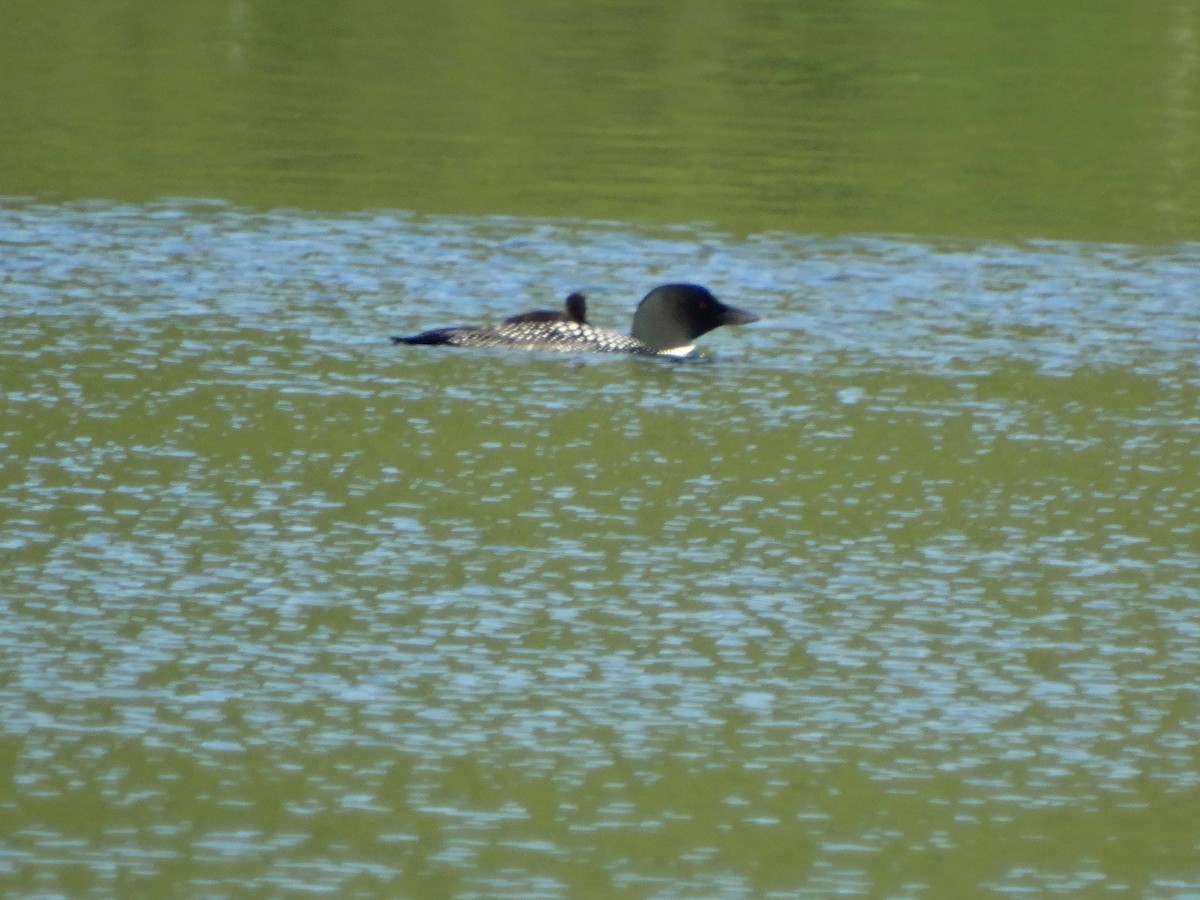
[392,284,758,357]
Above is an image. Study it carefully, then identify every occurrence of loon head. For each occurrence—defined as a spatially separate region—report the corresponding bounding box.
[630,284,759,355]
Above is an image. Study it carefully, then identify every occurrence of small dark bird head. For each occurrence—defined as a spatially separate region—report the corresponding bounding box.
[563,292,588,324]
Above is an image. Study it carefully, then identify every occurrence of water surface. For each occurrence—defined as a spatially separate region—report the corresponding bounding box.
[2,1,1198,241]
[2,200,1198,896]
[3,0,1200,894]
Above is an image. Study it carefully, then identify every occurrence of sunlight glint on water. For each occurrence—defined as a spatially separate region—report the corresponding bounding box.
[1,201,1198,897]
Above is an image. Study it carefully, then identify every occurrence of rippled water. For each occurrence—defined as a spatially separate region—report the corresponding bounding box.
[2,199,1199,896]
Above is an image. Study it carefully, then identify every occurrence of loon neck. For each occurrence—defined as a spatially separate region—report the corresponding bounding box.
[657,344,696,358]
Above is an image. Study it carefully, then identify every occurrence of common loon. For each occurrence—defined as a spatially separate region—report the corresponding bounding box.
[392,283,758,357]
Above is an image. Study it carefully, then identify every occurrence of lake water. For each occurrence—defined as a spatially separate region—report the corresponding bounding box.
[3,2,1200,898]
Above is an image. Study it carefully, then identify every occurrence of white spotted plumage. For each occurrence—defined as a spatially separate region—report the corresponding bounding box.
[435,320,656,354]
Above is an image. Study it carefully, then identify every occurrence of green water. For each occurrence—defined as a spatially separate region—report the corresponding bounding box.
[3,0,1198,242]
[3,2,1200,898]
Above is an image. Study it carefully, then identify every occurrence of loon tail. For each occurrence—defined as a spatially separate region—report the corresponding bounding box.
[391,328,461,345]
